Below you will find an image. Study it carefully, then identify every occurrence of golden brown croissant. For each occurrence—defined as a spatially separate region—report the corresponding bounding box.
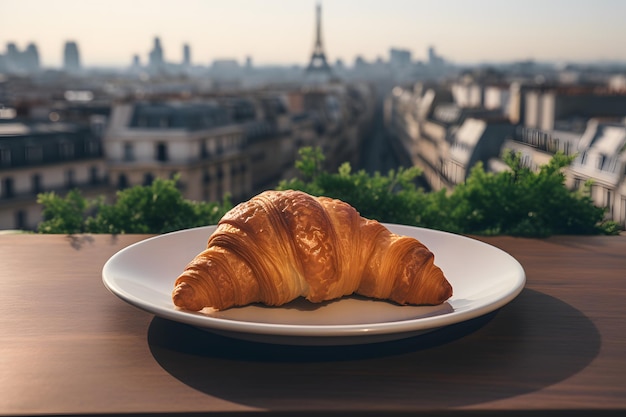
[172,190,452,311]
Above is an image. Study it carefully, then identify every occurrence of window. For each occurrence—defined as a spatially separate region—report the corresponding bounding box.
[85,140,100,156]
[90,166,99,185]
[59,141,75,159]
[580,152,587,165]
[118,174,128,189]
[15,210,27,230]
[32,173,42,194]
[2,177,15,198]
[606,189,613,215]
[156,143,168,162]
[0,147,11,166]
[65,169,75,189]
[25,144,43,162]
[143,173,154,185]
[123,143,135,161]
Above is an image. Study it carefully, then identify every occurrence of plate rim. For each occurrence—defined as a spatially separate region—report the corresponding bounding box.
[102,224,526,338]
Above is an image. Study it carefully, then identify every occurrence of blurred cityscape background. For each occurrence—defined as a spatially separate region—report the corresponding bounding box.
[1,0,626,231]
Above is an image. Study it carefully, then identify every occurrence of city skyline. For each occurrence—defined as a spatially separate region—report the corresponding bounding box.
[2,0,626,69]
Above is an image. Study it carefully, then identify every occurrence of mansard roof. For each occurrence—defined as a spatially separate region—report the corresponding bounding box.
[128,101,229,130]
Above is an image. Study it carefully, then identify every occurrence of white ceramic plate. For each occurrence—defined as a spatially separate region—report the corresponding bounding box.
[102,225,525,346]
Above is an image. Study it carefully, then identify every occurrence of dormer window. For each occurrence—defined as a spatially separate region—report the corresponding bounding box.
[0,147,10,166]
[85,140,100,156]
[59,141,75,159]
[25,144,43,162]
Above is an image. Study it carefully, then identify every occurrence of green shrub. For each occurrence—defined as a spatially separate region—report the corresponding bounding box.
[37,177,231,234]
[37,189,98,234]
[447,151,618,236]
[37,147,620,236]
[278,147,620,236]
[278,147,428,226]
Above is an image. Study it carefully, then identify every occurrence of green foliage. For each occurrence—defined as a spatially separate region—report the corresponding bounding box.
[446,151,618,236]
[37,189,100,234]
[278,146,620,237]
[278,147,427,225]
[294,146,325,182]
[37,177,231,235]
[37,147,621,236]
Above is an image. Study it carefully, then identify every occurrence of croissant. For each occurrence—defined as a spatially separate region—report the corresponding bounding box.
[172,190,452,311]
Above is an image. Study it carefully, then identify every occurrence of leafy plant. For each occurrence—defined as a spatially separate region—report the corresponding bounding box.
[37,189,100,234]
[37,176,231,234]
[447,151,617,236]
[37,147,620,236]
[278,146,620,236]
[278,147,427,225]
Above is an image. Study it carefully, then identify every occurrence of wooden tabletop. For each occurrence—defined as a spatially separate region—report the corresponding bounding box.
[1,232,625,416]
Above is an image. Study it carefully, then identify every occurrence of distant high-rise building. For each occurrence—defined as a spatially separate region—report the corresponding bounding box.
[149,37,164,70]
[6,43,19,62]
[183,43,191,67]
[390,48,411,67]
[428,46,436,63]
[6,43,19,72]
[24,43,40,71]
[354,55,367,69]
[428,46,444,67]
[3,42,40,73]
[63,41,81,72]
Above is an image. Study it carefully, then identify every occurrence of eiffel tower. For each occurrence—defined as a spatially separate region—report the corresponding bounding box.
[306,3,332,75]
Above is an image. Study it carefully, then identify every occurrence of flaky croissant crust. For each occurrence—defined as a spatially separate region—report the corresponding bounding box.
[173,190,452,311]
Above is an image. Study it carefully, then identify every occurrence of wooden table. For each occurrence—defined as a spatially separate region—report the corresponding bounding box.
[1,232,625,416]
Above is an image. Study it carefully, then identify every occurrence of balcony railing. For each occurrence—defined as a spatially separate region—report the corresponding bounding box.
[513,126,574,155]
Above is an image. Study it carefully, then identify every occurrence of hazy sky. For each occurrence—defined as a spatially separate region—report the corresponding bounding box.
[2,0,625,68]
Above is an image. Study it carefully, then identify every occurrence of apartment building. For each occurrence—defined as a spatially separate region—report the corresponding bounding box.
[0,121,109,230]
[0,78,377,231]
[386,84,455,190]
[567,120,626,228]
[386,83,513,191]
[386,77,626,228]
[446,117,515,185]
[500,85,626,227]
[104,100,251,203]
